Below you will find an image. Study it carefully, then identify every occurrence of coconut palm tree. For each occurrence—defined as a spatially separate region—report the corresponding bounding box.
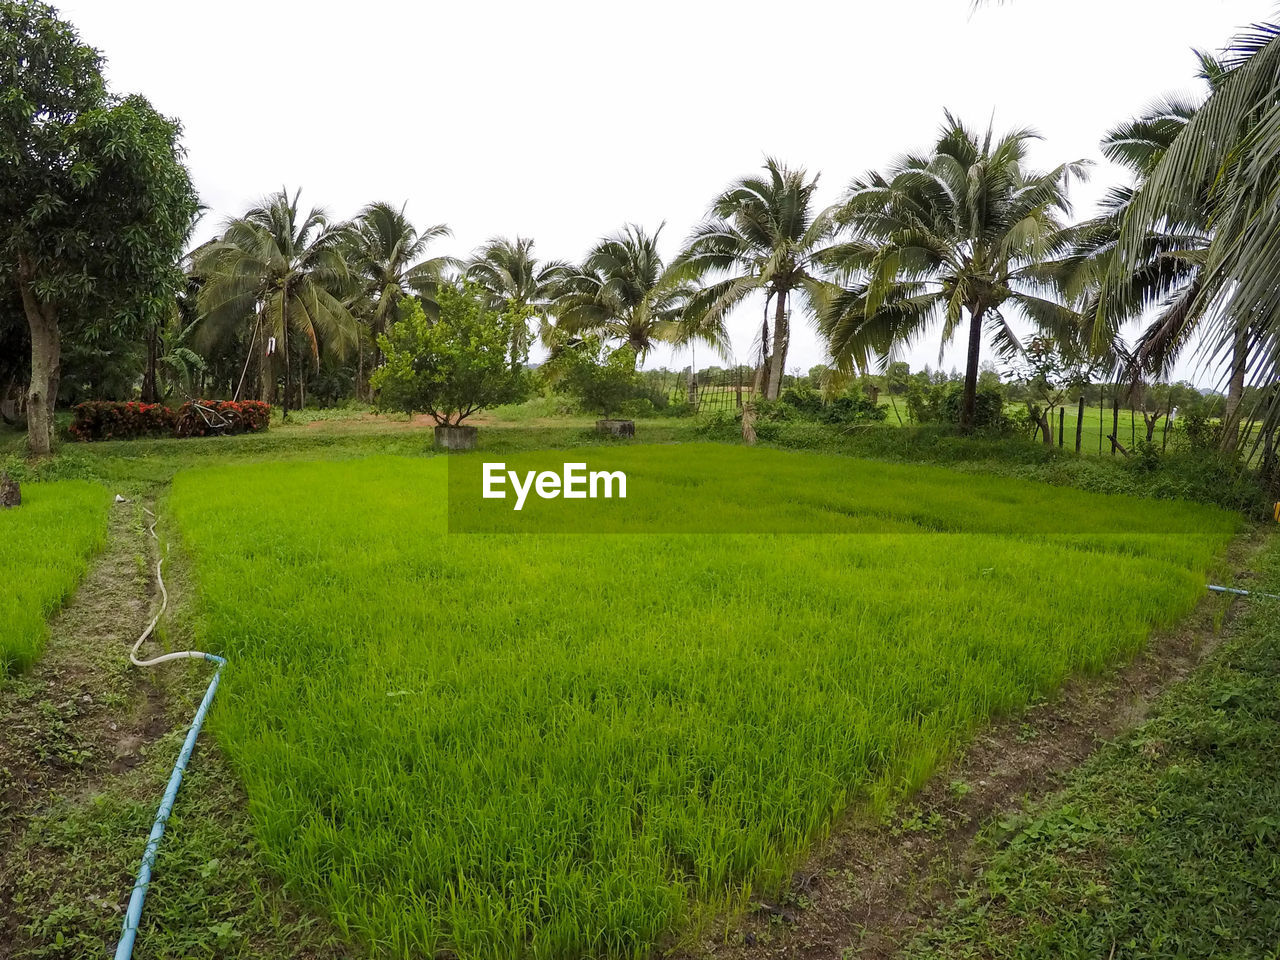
[1051,80,1233,435]
[347,202,456,394]
[673,159,837,399]
[465,236,570,358]
[1108,24,1280,447]
[821,114,1087,430]
[555,224,712,364]
[194,188,357,417]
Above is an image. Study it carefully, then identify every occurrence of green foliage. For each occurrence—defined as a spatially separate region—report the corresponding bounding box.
[824,116,1085,429]
[1180,407,1223,451]
[0,480,107,677]
[372,285,530,425]
[1,1,199,450]
[170,449,1234,960]
[552,338,645,417]
[912,543,1280,959]
[194,189,357,413]
[1132,439,1162,472]
[886,361,911,395]
[674,158,834,397]
[908,383,1007,432]
[776,383,887,425]
[554,225,704,361]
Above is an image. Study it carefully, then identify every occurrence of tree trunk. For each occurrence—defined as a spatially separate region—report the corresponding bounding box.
[765,291,789,400]
[1220,327,1247,453]
[0,376,25,426]
[750,293,772,400]
[959,304,987,432]
[1037,408,1052,445]
[17,259,59,456]
[141,322,160,403]
[281,294,291,420]
[357,338,365,404]
[258,312,274,405]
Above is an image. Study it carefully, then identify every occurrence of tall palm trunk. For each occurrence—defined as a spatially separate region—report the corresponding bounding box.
[959,303,987,432]
[281,293,291,419]
[1220,326,1247,453]
[357,339,365,404]
[751,294,772,398]
[258,310,274,405]
[765,291,789,399]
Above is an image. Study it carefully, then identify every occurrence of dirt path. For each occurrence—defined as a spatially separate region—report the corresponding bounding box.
[0,500,169,882]
[673,530,1270,960]
[0,497,345,960]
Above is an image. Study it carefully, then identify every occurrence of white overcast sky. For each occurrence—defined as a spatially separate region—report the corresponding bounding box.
[54,0,1264,384]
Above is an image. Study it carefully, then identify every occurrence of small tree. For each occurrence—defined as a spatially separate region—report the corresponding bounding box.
[555,338,642,418]
[372,284,528,425]
[1012,337,1100,446]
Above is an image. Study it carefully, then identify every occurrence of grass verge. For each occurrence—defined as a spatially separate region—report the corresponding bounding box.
[909,541,1280,959]
[0,480,109,678]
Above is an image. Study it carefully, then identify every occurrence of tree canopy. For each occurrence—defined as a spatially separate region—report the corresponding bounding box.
[1,0,198,453]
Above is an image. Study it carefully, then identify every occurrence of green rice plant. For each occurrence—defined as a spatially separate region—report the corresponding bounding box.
[168,446,1239,959]
[0,480,109,678]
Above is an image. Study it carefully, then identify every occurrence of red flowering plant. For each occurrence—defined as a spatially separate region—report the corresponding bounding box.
[173,400,271,437]
[70,401,176,441]
[70,400,270,441]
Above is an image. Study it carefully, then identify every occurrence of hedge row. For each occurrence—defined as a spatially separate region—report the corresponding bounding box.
[70,400,271,441]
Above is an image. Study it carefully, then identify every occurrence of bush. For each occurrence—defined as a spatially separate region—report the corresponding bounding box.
[1180,409,1223,451]
[773,384,887,425]
[553,340,645,418]
[618,397,656,418]
[909,383,1007,431]
[69,399,270,441]
[173,400,271,438]
[778,383,825,418]
[70,401,175,441]
[819,392,887,425]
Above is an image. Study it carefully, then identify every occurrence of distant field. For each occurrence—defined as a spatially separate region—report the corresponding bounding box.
[0,480,109,678]
[170,446,1237,959]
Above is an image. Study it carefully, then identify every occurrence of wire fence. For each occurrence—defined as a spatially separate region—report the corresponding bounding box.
[648,368,756,414]
[646,367,1275,466]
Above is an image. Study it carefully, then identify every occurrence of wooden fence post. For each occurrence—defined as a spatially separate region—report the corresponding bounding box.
[1111,399,1119,456]
[1075,395,1085,453]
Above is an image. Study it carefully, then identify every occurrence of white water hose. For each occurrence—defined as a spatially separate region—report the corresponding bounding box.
[114,502,226,960]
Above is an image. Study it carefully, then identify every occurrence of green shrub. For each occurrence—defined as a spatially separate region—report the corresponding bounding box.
[819,392,888,424]
[552,340,650,418]
[372,286,530,424]
[908,383,1007,431]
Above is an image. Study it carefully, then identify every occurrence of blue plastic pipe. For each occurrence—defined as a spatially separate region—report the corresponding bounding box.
[113,653,226,960]
[1207,583,1280,600]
